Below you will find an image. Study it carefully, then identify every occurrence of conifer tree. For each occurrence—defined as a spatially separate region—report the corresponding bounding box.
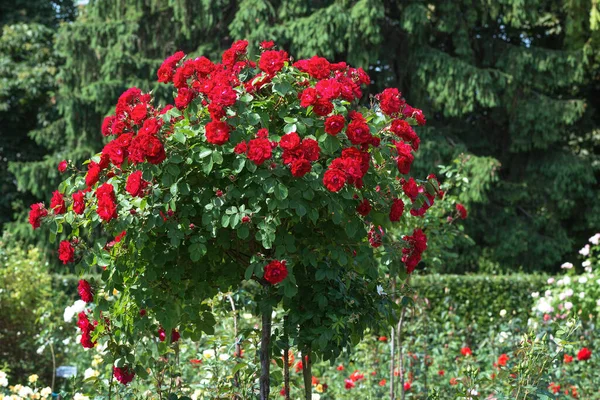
[9,0,600,271]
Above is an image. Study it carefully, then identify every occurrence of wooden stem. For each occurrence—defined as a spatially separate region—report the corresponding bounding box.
[260,304,272,400]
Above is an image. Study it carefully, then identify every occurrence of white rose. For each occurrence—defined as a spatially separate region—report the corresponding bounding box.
[40,387,52,398]
[202,349,215,359]
[579,276,588,284]
[73,394,90,400]
[589,233,600,245]
[561,262,573,269]
[579,292,585,299]
[219,354,230,361]
[565,289,574,297]
[580,245,590,256]
[499,309,507,317]
[545,290,552,297]
[0,371,8,387]
[84,368,99,380]
[564,302,573,310]
[547,278,555,284]
[531,292,539,298]
[563,276,571,285]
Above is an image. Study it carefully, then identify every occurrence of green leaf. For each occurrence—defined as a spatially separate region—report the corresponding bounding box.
[274,183,288,200]
[203,156,214,174]
[283,123,296,134]
[212,151,224,165]
[198,147,212,158]
[273,81,292,96]
[237,225,249,239]
[244,265,254,280]
[173,132,186,144]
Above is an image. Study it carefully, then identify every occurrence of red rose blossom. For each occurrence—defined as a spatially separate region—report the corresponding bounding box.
[29,203,47,229]
[50,190,66,214]
[577,347,592,361]
[247,138,273,165]
[356,199,372,216]
[323,169,347,192]
[389,198,404,222]
[58,240,75,264]
[205,120,230,145]
[96,183,118,222]
[58,160,68,172]
[78,279,94,303]
[72,191,86,215]
[456,203,468,219]
[264,260,288,284]
[126,170,149,197]
[113,366,135,385]
[324,115,345,135]
[460,347,472,357]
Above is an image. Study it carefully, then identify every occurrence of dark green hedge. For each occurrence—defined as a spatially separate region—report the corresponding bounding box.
[409,274,548,340]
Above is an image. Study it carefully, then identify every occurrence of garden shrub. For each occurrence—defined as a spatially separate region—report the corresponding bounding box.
[29,40,443,398]
[0,238,57,382]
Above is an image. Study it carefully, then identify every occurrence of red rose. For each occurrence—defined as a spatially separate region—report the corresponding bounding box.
[456,203,468,219]
[290,158,312,177]
[346,119,372,145]
[113,366,135,385]
[356,199,371,216]
[394,141,414,174]
[72,191,86,215]
[50,190,66,214]
[300,139,320,161]
[171,329,180,343]
[344,379,355,390]
[58,240,75,264]
[126,170,149,197]
[460,347,472,357]
[315,79,341,100]
[101,115,117,136]
[279,132,301,150]
[264,260,288,284]
[306,56,331,79]
[205,120,230,145]
[258,50,288,75]
[299,88,318,108]
[58,160,68,172]
[78,279,94,303]
[564,354,573,363]
[158,327,166,342]
[389,198,404,222]
[130,103,147,125]
[96,183,118,222]
[175,87,195,109]
[247,138,272,165]
[323,169,347,192]
[402,229,427,273]
[210,84,237,108]
[312,98,333,117]
[85,162,101,187]
[260,41,275,50]
[497,353,509,367]
[324,115,345,135]
[241,216,251,223]
[29,203,47,229]
[378,336,388,342]
[139,118,161,135]
[234,141,247,154]
[577,347,592,361]
[378,88,404,116]
[402,177,419,201]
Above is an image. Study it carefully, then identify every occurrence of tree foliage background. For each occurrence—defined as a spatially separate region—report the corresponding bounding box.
[1,0,599,273]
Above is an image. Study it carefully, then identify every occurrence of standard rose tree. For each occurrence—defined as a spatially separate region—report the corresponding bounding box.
[31,40,438,398]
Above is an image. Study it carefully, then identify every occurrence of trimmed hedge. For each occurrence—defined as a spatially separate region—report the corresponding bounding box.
[409,274,548,341]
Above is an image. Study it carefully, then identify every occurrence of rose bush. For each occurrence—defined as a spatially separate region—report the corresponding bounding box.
[31,40,439,398]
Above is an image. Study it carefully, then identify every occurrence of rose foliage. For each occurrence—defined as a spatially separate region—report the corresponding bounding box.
[31,40,438,386]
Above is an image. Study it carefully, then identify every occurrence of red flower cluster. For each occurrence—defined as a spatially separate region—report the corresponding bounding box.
[460,347,472,357]
[368,225,384,248]
[577,347,592,361]
[344,370,365,390]
[323,147,369,192]
[456,203,468,219]
[277,132,320,177]
[96,183,118,222]
[402,229,428,273]
[50,191,66,214]
[58,240,75,264]
[77,312,96,349]
[125,170,149,197]
[78,279,93,303]
[264,260,288,284]
[113,366,135,385]
[28,203,47,229]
